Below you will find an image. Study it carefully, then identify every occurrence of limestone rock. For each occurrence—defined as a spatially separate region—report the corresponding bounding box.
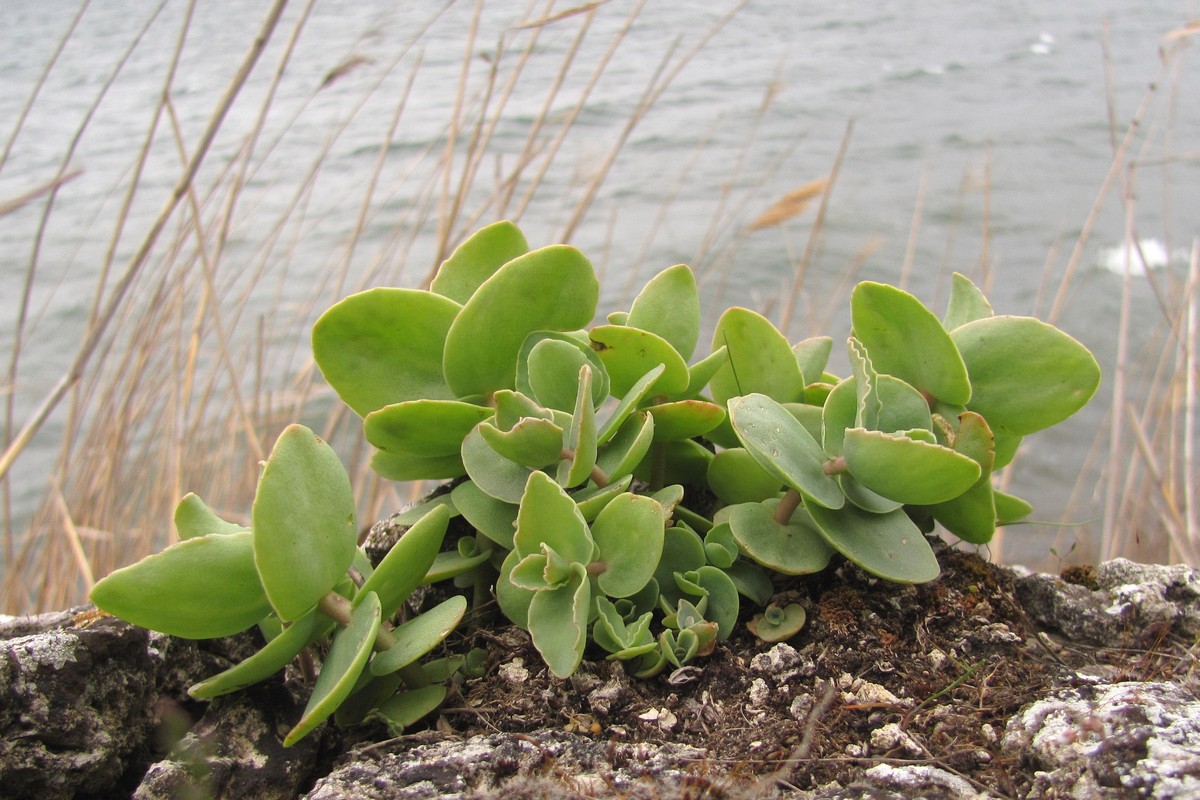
[1002,680,1200,799]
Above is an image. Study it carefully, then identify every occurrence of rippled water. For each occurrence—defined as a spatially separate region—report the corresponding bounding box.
[1,0,1197,566]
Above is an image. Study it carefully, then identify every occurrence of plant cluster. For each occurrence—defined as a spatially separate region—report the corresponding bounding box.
[89,221,1101,744]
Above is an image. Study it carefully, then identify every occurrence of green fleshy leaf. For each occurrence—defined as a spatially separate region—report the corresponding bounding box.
[748,603,807,643]
[376,685,448,734]
[943,272,994,331]
[513,471,594,564]
[371,449,466,482]
[729,393,844,510]
[702,523,740,569]
[626,264,700,360]
[370,595,467,676]
[283,591,381,746]
[90,532,270,639]
[681,565,739,640]
[848,337,882,431]
[479,417,564,468]
[727,500,835,575]
[494,390,554,428]
[597,364,665,442]
[358,504,450,618]
[837,473,903,514]
[312,288,460,416]
[953,315,1101,436]
[496,549,534,629]
[430,220,529,304]
[421,542,493,584]
[189,609,332,699]
[364,400,493,457]
[524,336,608,412]
[589,325,689,398]
[793,336,834,388]
[706,448,781,506]
[572,475,634,523]
[930,411,998,544]
[842,427,981,506]
[392,494,458,527]
[654,526,707,609]
[335,672,405,727]
[724,560,776,606]
[252,425,357,622]
[995,490,1034,525]
[710,307,806,405]
[646,400,725,442]
[850,281,971,405]
[633,439,713,486]
[596,412,655,485]
[674,346,728,401]
[174,493,246,539]
[559,365,598,488]
[592,493,666,598]
[451,481,517,549]
[806,503,940,584]
[822,375,933,456]
[444,246,599,398]
[461,425,535,504]
[528,563,591,679]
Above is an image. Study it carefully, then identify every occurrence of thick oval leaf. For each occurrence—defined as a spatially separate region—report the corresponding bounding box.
[444,245,599,398]
[995,490,1034,524]
[632,439,713,486]
[312,288,460,417]
[685,565,740,641]
[421,543,494,584]
[930,411,998,544]
[370,595,467,676]
[572,475,635,522]
[461,425,535,504]
[952,315,1101,435]
[851,281,971,405]
[253,425,357,622]
[597,364,665,443]
[806,503,940,584]
[793,336,834,388]
[358,505,451,618]
[673,345,728,401]
[430,220,529,304]
[724,560,775,606]
[527,563,591,679]
[376,685,448,733]
[596,412,655,484]
[371,450,466,482]
[365,400,493,457]
[842,427,981,506]
[646,400,725,442]
[592,494,665,598]
[525,336,606,412]
[729,394,844,510]
[710,307,805,405]
[943,272,994,331]
[707,448,781,506]
[451,481,517,549]
[174,493,246,539]
[837,473,903,514]
[822,375,932,456]
[626,264,700,360]
[90,532,270,639]
[283,591,381,746]
[654,526,707,608]
[514,470,594,564]
[189,609,330,698]
[589,325,689,398]
[497,548,535,629]
[479,417,564,468]
[727,501,835,575]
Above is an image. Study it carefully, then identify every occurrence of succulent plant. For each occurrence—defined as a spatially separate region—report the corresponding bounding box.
[90,219,1101,737]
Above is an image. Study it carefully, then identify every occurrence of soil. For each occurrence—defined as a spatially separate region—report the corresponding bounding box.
[320,541,1197,798]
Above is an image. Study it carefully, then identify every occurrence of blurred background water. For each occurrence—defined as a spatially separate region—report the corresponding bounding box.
[1,0,1198,579]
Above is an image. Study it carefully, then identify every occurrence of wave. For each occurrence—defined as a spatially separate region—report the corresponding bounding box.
[1096,238,1186,276]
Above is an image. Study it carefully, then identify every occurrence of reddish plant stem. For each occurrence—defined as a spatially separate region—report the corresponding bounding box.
[774,488,803,525]
[822,456,846,475]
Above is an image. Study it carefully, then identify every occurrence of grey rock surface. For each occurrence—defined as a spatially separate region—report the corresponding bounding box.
[3,558,1200,799]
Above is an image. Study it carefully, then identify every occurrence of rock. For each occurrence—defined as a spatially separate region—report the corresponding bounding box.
[0,610,214,799]
[304,730,712,799]
[1015,557,1200,646]
[134,684,317,800]
[3,555,1200,799]
[1002,680,1200,799]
